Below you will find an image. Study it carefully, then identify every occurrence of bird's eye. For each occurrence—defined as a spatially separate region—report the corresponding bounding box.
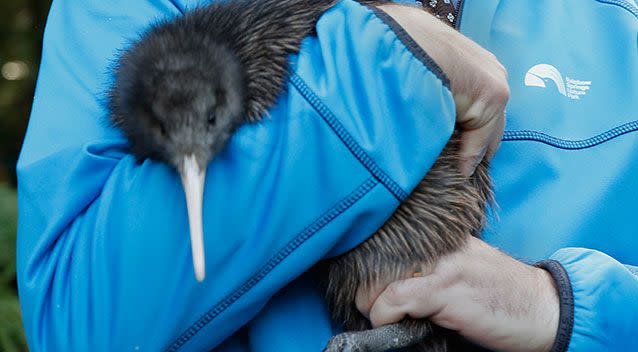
[155,123,167,137]
[208,112,217,125]
[159,124,167,136]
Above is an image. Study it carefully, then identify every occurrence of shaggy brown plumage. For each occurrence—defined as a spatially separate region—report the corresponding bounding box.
[319,3,494,352]
[109,0,493,349]
[199,0,337,122]
[320,134,492,352]
[108,0,337,169]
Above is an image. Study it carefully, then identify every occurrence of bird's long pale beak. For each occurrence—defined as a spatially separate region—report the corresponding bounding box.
[180,154,206,282]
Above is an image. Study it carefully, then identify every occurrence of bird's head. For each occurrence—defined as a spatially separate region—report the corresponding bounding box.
[114,41,245,170]
[109,26,246,281]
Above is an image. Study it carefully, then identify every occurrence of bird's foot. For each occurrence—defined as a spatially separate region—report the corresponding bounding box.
[323,322,429,352]
[323,332,367,352]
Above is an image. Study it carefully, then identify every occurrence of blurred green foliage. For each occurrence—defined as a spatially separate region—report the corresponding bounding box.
[1,0,52,350]
[0,184,25,352]
[1,0,52,186]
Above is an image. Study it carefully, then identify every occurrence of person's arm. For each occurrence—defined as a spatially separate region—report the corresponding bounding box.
[17,1,507,350]
[366,238,638,352]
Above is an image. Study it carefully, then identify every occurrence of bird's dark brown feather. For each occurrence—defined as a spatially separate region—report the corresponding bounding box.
[108,1,493,350]
[179,0,337,121]
[108,0,337,168]
[320,134,493,352]
[318,2,494,352]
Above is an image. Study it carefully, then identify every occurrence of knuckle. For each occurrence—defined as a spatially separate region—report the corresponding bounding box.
[383,280,415,305]
[384,281,406,303]
[491,80,511,105]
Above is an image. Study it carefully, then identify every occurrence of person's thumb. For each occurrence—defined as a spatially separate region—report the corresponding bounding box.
[457,100,506,176]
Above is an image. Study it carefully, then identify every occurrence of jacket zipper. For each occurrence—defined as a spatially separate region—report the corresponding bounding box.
[453,0,466,29]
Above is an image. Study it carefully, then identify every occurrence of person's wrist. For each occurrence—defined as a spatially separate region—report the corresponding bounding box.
[466,238,560,352]
[533,266,560,352]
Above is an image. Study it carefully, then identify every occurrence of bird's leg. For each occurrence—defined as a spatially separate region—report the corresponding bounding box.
[323,321,430,352]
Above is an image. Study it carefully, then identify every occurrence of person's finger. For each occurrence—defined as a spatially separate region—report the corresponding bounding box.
[485,109,506,161]
[457,102,506,176]
[355,281,387,319]
[368,277,443,328]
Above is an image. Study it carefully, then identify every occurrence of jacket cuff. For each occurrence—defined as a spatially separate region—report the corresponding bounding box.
[541,248,638,352]
[535,260,573,352]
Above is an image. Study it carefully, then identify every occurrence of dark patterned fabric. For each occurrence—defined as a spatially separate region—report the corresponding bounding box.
[418,0,457,25]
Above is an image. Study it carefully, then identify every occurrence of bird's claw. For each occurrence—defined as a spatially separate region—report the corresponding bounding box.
[323,333,367,352]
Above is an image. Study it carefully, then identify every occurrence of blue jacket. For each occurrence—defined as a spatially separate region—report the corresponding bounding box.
[17,0,638,351]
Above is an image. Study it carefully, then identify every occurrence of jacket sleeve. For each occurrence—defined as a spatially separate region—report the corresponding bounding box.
[538,249,638,352]
[16,0,455,351]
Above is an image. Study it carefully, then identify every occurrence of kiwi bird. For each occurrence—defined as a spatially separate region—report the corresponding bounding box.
[108,0,336,282]
[108,0,493,350]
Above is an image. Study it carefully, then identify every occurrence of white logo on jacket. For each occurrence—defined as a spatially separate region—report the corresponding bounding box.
[524,64,591,100]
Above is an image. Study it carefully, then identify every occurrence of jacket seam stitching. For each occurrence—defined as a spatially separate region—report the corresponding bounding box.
[289,73,409,201]
[363,3,451,88]
[164,177,380,351]
[595,0,638,18]
[167,0,185,14]
[453,0,467,29]
[502,119,638,149]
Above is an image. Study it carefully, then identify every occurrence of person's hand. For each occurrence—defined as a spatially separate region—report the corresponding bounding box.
[357,237,560,352]
[377,4,509,176]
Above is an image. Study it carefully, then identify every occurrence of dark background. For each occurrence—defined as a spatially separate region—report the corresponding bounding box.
[1,0,52,350]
